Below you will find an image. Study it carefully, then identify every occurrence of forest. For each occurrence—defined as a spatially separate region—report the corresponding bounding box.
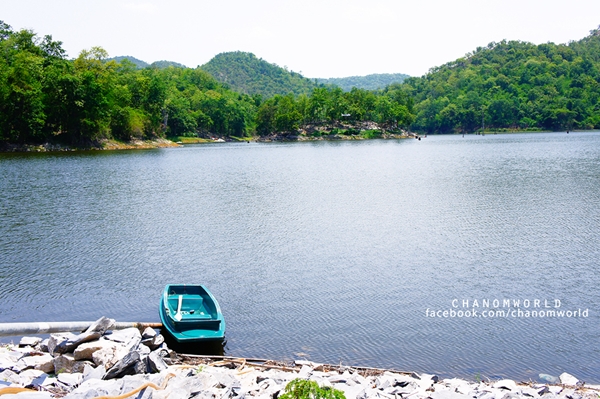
[0,21,412,146]
[1,20,599,147]
[405,27,600,133]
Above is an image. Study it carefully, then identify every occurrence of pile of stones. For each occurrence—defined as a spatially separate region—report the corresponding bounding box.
[0,317,598,399]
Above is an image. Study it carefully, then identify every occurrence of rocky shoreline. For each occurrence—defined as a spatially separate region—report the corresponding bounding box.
[0,139,181,153]
[1,317,597,399]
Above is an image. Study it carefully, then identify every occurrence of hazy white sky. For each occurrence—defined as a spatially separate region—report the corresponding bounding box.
[3,0,600,78]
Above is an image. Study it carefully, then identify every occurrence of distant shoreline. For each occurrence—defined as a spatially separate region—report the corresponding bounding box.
[2,130,596,153]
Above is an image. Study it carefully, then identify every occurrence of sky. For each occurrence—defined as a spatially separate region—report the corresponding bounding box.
[3,0,600,78]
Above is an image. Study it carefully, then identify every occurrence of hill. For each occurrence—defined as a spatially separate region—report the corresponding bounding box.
[108,57,186,69]
[317,73,410,91]
[200,51,318,98]
[110,56,149,68]
[150,60,187,69]
[403,26,600,133]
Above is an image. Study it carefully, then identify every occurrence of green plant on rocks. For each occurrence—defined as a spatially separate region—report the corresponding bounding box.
[279,379,346,399]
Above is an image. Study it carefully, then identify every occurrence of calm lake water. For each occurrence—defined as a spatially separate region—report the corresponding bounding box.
[1,132,599,382]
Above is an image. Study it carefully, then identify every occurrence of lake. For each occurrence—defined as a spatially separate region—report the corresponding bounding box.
[1,132,598,383]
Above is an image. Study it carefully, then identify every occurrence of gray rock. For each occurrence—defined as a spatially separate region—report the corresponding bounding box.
[328,374,348,384]
[54,353,76,374]
[39,339,49,353]
[48,333,77,356]
[54,331,103,355]
[103,349,140,380]
[72,360,95,374]
[141,331,164,351]
[141,327,157,340]
[84,316,115,334]
[19,337,42,347]
[147,351,167,373]
[538,386,551,395]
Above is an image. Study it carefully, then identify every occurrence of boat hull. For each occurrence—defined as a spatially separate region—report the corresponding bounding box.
[159,284,226,342]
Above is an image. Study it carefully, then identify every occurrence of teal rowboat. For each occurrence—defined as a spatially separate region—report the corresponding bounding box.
[159,284,226,342]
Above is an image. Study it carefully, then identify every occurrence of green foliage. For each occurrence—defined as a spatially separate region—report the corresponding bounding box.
[0,21,258,145]
[279,379,346,399]
[201,52,319,98]
[405,27,600,133]
[361,129,381,139]
[150,60,187,69]
[317,73,410,91]
[108,56,149,69]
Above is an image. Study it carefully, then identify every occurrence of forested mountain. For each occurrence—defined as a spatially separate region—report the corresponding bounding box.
[2,18,599,146]
[0,21,414,146]
[200,52,318,98]
[108,57,187,69]
[109,56,149,68]
[404,27,600,133]
[150,60,187,69]
[317,73,410,91]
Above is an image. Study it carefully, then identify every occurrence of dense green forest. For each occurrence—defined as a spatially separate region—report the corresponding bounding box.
[0,21,413,146]
[317,73,410,91]
[200,51,319,98]
[108,57,188,70]
[1,19,599,147]
[200,53,410,94]
[405,27,600,133]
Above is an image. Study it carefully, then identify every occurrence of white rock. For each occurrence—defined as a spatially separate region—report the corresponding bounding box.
[519,386,542,397]
[16,353,54,374]
[297,364,313,378]
[559,372,579,386]
[104,328,142,348]
[0,369,21,384]
[91,341,130,369]
[18,369,45,386]
[19,337,42,347]
[429,389,470,399]
[57,371,83,387]
[69,377,123,397]
[31,373,57,388]
[74,339,117,361]
[548,385,563,394]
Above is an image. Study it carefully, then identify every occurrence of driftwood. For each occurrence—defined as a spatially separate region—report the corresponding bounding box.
[177,353,414,376]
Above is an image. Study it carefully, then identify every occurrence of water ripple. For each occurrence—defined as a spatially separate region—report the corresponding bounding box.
[0,134,599,382]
